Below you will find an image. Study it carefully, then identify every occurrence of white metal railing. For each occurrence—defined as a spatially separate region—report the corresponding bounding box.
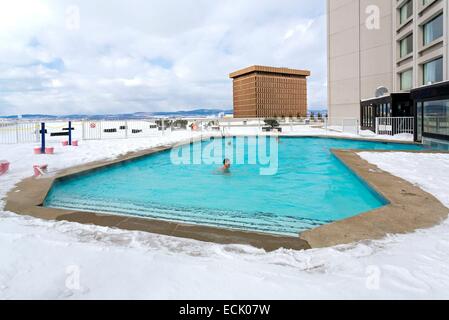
[218,117,325,135]
[0,122,40,144]
[325,117,359,135]
[81,120,161,140]
[375,117,414,136]
[81,119,219,140]
[0,117,330,144]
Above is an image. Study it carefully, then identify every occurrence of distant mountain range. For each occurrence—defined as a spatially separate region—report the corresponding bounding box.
[0,109,233,120]
[0,108,327,120]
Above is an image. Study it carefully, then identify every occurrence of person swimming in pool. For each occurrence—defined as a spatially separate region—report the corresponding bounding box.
[220,158,231,174]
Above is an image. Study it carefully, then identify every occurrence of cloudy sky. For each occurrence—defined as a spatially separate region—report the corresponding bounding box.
[0,0,326,115]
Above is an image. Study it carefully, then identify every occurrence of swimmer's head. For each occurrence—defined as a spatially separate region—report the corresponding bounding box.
[223,158,231,169]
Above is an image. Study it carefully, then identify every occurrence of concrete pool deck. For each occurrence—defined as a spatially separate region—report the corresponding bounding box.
[3,136,449,251]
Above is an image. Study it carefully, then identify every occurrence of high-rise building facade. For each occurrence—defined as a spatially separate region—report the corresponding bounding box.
[327,0,449,120]
[328,0,449,147]
[327,0,395,120]
[393,0,448,91]
[230,66,310,118]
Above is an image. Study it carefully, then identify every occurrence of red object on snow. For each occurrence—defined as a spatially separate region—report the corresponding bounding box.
[45,147,55,154]
[33,164,48,177]
[34,147,42,154]
[0,161,10,175]
[62,141,69,146]
[72,140,79,146]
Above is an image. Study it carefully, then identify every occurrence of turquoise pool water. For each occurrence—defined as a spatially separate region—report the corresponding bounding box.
[44,137,424,236]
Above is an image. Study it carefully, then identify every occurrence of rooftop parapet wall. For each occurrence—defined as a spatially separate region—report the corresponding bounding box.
[230,65,311,79]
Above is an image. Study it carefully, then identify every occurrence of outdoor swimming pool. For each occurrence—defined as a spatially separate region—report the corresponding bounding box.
[44,137,424,236]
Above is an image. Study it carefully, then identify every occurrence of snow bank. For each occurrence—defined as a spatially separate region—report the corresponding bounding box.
[359,152,449,209]
[358,130,414,142]
[1,130,449,299]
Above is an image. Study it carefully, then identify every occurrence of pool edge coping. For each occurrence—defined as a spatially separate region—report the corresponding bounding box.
[299,148,449,248]
[4,135,312,252]
[4,135,449,251]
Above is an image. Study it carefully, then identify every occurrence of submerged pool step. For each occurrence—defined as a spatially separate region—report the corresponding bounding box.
[45,196,332,236]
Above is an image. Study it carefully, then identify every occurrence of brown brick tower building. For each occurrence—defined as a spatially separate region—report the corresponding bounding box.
[229,65,310,118]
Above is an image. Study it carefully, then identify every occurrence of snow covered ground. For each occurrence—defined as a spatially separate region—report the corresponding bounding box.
[1,127,449,299]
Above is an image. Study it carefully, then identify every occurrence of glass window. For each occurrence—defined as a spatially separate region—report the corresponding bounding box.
[380,103,388,117]
[400,69,413,90]
[363,105,373,127]
[363,107,365,125]
[423,99,449,136]
[400,34,413,57]
[423,14,443,45]
[423,57,443,85]
[400,1,413,25]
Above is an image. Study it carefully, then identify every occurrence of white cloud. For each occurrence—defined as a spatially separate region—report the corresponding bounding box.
[0,0,326,115]
[283,20,314,40]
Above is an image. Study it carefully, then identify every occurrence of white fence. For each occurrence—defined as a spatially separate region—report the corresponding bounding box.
[0,116,417,144]
[0,119,195,144]
[82,120,161,140]
[325,118,359,135]
[375,117,414,136]
[0,117,330,144]
[0,122,40,144]
[81,118,328,140]
[81,119,225,140]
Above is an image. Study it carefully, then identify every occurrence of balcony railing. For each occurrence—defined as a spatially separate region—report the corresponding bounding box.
[376,117,414,136]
